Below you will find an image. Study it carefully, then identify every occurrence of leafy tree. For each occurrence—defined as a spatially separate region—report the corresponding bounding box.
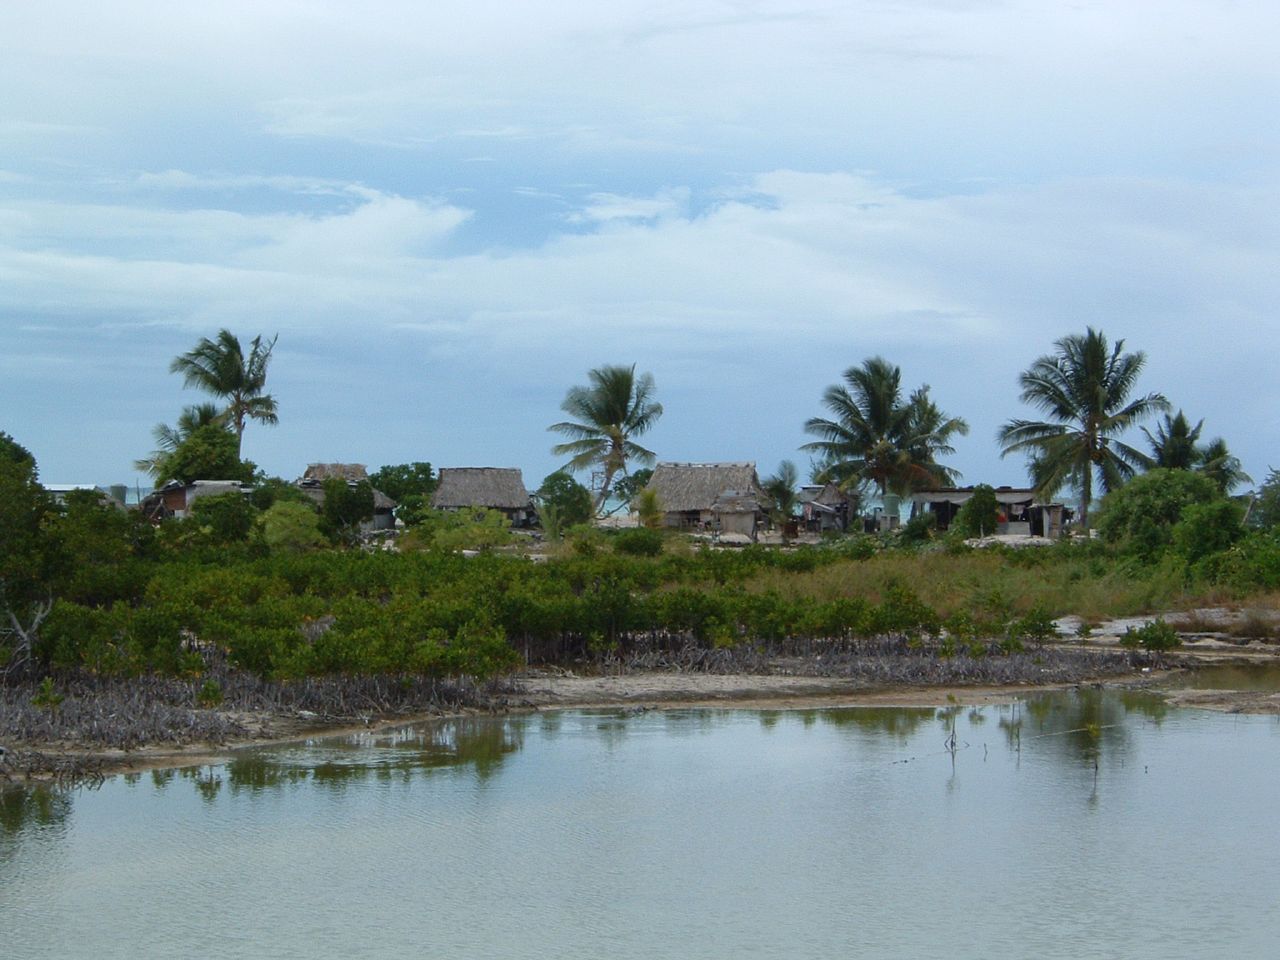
[261,500,325,553]
[249,474,313,511]
[319,478,375,544]
[135,402,226,478]
[549,364,663,514]
[1248,468,1280,530]
[369,462,436,502]
[1094,468,1223,562]
[0,433,60,676]
[189,491,259,544]
[998,328,1168,526]
[634,487,663,529]
[52,488,155,606]
[612,468,654,509]
[535,471,594,529]
[154,423,254,484]
[803,357,968,497]
[170,329,279,458]
[951,484,1000,539]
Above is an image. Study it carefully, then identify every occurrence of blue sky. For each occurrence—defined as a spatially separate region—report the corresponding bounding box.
[3,0,1278,496]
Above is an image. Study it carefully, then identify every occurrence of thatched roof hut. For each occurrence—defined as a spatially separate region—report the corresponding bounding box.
[645,462,764,513]
[296,463,397,532]
[644,462,766,538]
[432,467,534,525]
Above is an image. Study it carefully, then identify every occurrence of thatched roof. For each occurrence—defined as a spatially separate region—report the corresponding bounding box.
[432,467,532,510]
[645,462,764,512]
[302,463,368,484]
[911,486,1054,508]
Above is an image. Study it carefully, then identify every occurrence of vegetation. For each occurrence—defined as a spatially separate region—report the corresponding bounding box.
[802,356,968,497]
[999,328,1168,526]
[169,329,279,458]
[1144,411,1250,493]
[950,484,1000,540]
[549,364,664,515]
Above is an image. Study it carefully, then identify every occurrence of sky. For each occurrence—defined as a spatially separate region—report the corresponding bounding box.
[2,0,1278,498]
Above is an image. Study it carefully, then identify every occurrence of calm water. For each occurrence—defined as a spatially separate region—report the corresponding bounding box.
[3,688,1280,959]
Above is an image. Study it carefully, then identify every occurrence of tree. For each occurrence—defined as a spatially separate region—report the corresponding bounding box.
[951,484,1000,540]
[154,423,254,485]
[1094,468,1222,562]
[369,462,437,502]
[1247,468,1280,530]
[802,357,969,497]
[319,477,375,544]
[1144,411,1251,493]
[535,471,594,530]
[261,500,325,553]
[548,364,663,515]
[134,402,226,478]
[170,329,279,458]
[762,460,799,542]
[998,328,1168,527]
[612,468,654,509]
[0,433,60,677]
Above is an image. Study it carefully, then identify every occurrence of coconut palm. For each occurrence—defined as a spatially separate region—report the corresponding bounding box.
[998,327,1168,526]
[802,357,969,497]
[548,364,664,514]
[1144,411,1250,493]
[133,402,227,479]
[170,330,279,458]
[762,460,800,542]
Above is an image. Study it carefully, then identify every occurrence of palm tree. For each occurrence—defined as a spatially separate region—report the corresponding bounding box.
[133,402,227,478]
[802,357,969,497]
[1144,410,1251,493]
[998,327,1168,526]
[1144,411,1203,470]
[548,364,664,514]
[762,460,800,542]
[170,330,279,458]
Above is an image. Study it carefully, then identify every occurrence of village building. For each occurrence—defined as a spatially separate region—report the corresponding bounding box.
[431,467,535,527]
[909,486,1069,538]
[643,462,768,540]
[798,483,853,534]
[141,479,251,521]
[296,463,397,532]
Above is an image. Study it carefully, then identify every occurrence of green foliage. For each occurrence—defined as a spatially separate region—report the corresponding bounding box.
[51,489,155,606]
[155,423,253,484]
[189,492,259,544]
[536,471,594,529]
[1197,530,1280,592]
[369,462,436,502]
[1120,619,1181,651]
[1010,605,1058,644]
[32,676,64,709]
[319,478,375,544]
[634,488,663,529]
[1249,469,1280,530]
[613,527,664,557]
[951,484,1000,539]
[1095,469,1223,563]
[249,475,312,511]
[405,508,514,553]
[393,493,433,527]
[170,329,278,458]
[196,679,223,708]
[1170,499,1245,564]
[0,434,61,674]
[612,468,654,508]
[261,500,325,553]
[897,511,937,544]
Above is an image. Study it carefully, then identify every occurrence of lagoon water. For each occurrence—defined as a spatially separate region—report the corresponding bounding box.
[3,688,1279,959]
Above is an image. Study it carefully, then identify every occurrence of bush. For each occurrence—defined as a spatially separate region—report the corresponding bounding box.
[1170,499,1244,564]
[613,527,664,557]
[1120,619,1181,651]
[1095,469,1224,563]
[951,484,1000,539]
[261,500,325,552]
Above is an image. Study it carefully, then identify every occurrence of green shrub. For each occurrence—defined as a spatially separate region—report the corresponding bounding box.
[1120,619,1181,651]
[613,527,664,557]
[1095,469,1223,563]
[951,484,1000,539]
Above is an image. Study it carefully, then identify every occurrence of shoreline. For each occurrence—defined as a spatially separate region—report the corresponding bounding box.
[3,636,1277,785]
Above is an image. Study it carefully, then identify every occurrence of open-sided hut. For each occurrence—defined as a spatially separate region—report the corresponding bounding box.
[644,462,767,539]
[910,486,1067,538]
[799,483,853,533]
[431,467,534,527]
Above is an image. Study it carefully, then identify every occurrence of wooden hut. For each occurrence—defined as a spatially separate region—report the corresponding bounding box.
[909,486,1067,538]
[643,462,767,539]
[431,467,534,527]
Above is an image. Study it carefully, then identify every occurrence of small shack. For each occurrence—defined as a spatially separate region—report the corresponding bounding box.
[141,479,251,521]
[643,462,767,540]
[296,463,397,532]
[910,487,1068,538]
[431,467,535,527]
[798,483,853,533]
